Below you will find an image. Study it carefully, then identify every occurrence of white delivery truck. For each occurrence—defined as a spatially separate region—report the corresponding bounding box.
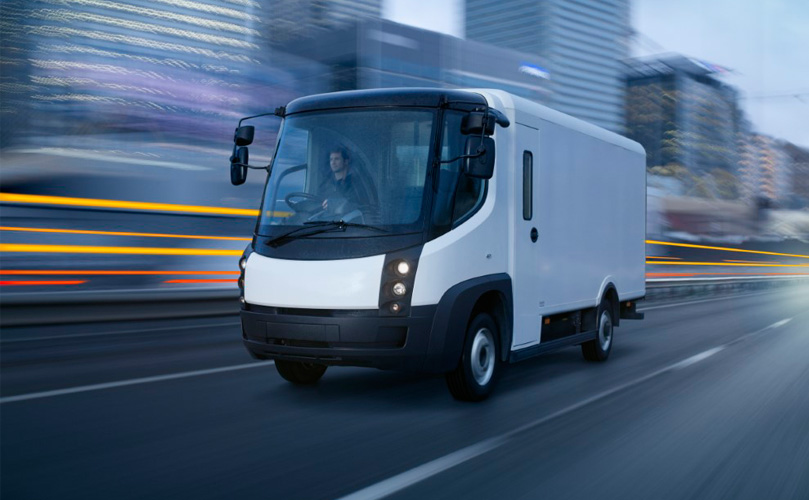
[230,88,646,401]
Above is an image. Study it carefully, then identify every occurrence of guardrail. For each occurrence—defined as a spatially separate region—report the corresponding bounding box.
[646,275,809,301]
[2,276,809,327]
[0,288,239,327]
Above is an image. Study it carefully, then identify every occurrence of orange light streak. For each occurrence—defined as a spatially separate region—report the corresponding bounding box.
[0,244,242,256]
[0,270,239,275]
[646,261,809,268]
[645,256,682,260]
[0,192,259,217]
[0,280,86,285]
[645,273,697,277]
[723,259,781,264]
[164,279,238,284]
[0,226,251,241]
[646,272,809,277]
[646,240,809,260]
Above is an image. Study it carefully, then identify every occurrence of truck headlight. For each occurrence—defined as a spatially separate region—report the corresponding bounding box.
[395,260,410,276]
[239,256,247,270]
[392,282,407,297]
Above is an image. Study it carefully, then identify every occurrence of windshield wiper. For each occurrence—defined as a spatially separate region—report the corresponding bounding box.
[265,220,387,248]
[303,220,388,232]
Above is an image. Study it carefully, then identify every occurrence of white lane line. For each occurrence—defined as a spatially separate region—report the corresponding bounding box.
[670,347,725,370]
[337,437,507,500]
[0,361,274,404]
[0,321,241,344]
[336,316,796,500]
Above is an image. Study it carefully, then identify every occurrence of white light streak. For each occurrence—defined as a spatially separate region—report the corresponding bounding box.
[42,0,260,36]
[27,25,256,63]
[30,76,177,97]
[31,9,259,49]
[29,59,175,81]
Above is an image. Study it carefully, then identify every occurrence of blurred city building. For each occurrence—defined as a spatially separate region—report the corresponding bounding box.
[280,18,551,102]
[465,0,630,133]
[625,54,746,199]
[738,134,792,206]
[658,196,757,236]
[268,0,382,45]
[782,142,809,209]
[0,0,324,150]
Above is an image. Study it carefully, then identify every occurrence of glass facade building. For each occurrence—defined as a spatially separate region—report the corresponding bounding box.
[268,0,382,45]
[283,18,551,104]
[625,55,744,176]
[466,0,631,133]
[0,0,324,148]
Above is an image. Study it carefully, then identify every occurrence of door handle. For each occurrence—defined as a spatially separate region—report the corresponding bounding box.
[530,227,538,243]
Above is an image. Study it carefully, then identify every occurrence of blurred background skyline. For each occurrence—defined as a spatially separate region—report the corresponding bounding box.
[1,0,808,293]
[388,0,809,148]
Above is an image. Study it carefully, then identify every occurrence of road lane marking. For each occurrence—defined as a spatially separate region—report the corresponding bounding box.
[770,318,792,329]
[336,438,507,500]
[336,316,797,500]
[0,361,274,404]
[670,347,725,370]
[0,321,240,343]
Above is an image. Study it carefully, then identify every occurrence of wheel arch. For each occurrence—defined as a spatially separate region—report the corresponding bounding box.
[471,290,512,363]
[597,280,620,327]
[425,273,513,372]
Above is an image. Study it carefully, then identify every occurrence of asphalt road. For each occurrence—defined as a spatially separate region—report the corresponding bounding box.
[2,286,809,500]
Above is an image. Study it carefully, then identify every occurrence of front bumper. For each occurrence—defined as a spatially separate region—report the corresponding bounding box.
[241,304,440,371]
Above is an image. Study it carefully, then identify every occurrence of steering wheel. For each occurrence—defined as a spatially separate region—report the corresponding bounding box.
[285,192,324,212]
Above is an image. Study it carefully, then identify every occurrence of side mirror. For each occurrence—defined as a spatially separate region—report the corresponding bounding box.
[230,146,248,185]
[461,112,496,135]
[234,126,254,146]
[462,136,496,179]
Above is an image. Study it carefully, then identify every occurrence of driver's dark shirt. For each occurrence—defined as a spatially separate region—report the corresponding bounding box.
[320,171,370,210]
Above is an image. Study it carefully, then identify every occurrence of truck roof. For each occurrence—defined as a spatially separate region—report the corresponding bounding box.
[285,88,487,115]
[284,87,644,156]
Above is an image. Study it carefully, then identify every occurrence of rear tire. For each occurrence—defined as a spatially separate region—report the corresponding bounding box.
[582,299,614,362]
[446,313,501,401]
[275,360,327,385]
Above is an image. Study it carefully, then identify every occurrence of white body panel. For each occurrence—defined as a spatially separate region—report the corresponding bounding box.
[411,174,508,306]
[244,253,384,309]
[477,90,646,348]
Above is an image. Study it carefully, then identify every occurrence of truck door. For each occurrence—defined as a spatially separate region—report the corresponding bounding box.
[511,123,542,348]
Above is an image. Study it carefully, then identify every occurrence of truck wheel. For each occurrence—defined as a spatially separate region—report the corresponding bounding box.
[446,313,500,401]
[582,299,614,362]
[275,360,327,385]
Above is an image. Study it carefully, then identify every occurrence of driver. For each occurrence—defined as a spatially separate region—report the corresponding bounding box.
[320,146,370,213]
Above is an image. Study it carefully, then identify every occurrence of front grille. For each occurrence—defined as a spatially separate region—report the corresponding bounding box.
[263,326,407,350]
[247,304,379,318]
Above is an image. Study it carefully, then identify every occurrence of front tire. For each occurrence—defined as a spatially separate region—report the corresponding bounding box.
[275,360,327,385]
[446,313,501,401]
[581,299,614,362]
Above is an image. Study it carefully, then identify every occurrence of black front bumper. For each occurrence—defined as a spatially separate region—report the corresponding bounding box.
[241,304,440,372]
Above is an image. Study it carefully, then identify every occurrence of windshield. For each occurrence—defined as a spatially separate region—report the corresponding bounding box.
[256,108,436,237]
